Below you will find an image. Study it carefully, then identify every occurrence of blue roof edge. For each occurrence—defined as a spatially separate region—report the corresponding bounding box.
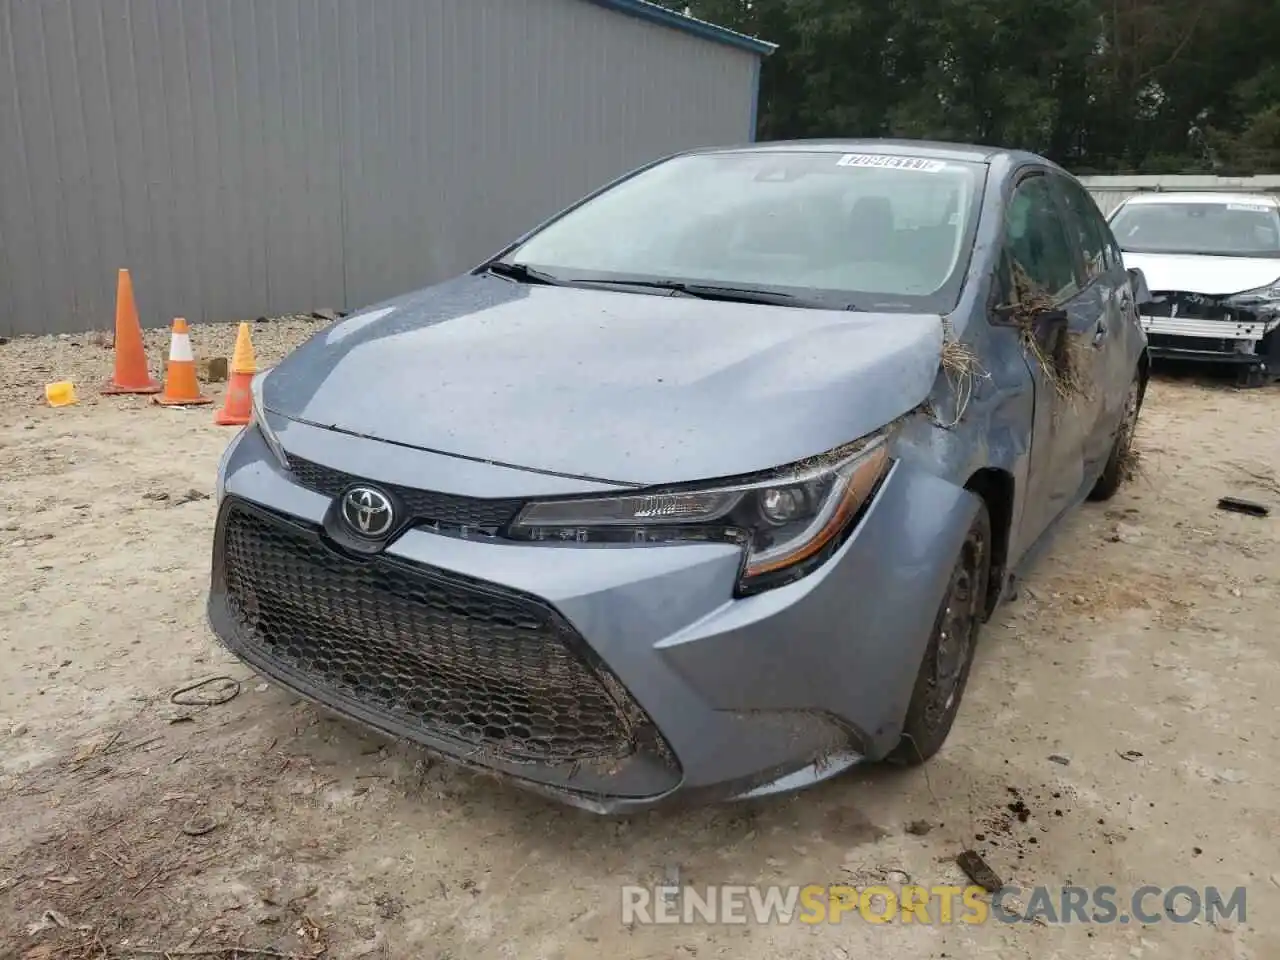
[584,0,777,57]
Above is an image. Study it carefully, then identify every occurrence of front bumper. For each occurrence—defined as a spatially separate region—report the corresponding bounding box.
[1139,311,1279,366]
[207,419,978,812]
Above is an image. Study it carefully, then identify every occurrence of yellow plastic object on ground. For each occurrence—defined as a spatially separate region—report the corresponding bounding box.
[45,381,78,407]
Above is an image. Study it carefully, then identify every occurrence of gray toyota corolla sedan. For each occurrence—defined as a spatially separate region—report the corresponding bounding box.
[209,139,1150,813]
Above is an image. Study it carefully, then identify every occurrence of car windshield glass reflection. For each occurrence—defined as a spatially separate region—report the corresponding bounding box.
[1110,202,1280,258]
[505,151,987,312]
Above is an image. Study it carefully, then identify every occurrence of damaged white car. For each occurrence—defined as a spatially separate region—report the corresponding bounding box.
[1108,192,1280,386]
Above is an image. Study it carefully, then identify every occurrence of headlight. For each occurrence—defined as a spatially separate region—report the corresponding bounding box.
[250,370,289,469]
[1223,277,1280,317]
[509,437,891,593]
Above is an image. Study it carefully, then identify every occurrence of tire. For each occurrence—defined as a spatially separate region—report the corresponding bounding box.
[1234,364,1268,389]
[884,501,991,766]
[1088,372,1143,502]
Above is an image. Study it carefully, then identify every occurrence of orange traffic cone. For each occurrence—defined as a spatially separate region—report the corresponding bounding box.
[154,318,212,406]
[102,268,161,394]
[215,322,256,426]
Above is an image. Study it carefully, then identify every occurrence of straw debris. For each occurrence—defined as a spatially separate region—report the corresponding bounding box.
[940,325,982,381]
[1006,261,1091,404]
[930,318,987,429]
[1118,436,1144,482]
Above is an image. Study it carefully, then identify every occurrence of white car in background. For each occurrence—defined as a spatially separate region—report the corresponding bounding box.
[1107,192,1280,386]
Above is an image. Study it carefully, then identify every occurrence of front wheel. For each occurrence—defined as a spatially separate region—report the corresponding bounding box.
[884,502,991,766]
[1088,372,1143,502]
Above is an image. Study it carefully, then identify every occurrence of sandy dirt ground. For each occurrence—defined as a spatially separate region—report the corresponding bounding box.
[1,320,1278,960]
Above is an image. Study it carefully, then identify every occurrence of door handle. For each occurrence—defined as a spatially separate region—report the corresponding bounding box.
[1092,319,1107,347]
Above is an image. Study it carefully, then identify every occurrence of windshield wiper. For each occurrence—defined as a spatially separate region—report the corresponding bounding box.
[583,278,820,308]
[485,267,859,308]
[482,261,563,285]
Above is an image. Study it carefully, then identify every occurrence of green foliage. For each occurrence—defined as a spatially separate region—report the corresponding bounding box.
[660,0,1280,174]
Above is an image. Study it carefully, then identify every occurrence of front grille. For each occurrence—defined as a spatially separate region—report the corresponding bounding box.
[1144,293,1220,321]
[217,501,660,766]
[1145,291,1261,324]
[287,455,524,531]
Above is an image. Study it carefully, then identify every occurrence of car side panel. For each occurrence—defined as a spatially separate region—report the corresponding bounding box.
[1057,176,1144,463]
[888,322,1036,569]
[898,158,1137,586]
[1056,282,1112,487]
[1103,222,1150,398]
[892,156,1043,578]
[993,166,1090,559]
[1091,261,1142,448]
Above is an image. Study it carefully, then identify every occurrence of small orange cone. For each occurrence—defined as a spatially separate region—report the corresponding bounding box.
[102,268,161,394]
[215,322,256,426]
[153,318,212,406]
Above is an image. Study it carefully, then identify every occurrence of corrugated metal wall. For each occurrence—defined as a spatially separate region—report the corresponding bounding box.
[0,0,759,337]
[1079,175,1280,217]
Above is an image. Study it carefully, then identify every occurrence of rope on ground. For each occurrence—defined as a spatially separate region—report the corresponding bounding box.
[169,676,241,707]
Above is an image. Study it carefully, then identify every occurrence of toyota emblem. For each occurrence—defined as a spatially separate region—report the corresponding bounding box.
[340,486,395,538]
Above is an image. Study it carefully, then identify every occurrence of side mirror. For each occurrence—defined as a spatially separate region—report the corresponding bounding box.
[1126,267,1153,305]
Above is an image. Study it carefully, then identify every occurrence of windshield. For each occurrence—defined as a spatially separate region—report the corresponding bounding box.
[503,151,987,311]
[1109,201,1280,258]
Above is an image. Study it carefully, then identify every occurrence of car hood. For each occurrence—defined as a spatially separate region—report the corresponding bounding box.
[262,274,945,486]
[1121,251,1280,296]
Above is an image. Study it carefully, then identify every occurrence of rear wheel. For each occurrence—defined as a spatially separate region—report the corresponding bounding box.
[1236,329,1279,387]
[1088,372,1143,502]
[884,502,991,766]
[1234,364,1268,389]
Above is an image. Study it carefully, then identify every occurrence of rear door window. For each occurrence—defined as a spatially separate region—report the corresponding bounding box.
[1057,177,1110,283]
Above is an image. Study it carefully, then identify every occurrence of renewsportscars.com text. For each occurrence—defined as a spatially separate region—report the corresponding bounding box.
[621,883,1247,926]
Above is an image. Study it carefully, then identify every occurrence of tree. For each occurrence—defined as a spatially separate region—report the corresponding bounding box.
[662,0,1279,174]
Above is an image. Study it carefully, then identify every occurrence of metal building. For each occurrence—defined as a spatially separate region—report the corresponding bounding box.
[0,0,773,337]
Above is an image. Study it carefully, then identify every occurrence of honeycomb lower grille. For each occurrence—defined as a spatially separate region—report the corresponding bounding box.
[217,501,654,765]
[287,455,524,532]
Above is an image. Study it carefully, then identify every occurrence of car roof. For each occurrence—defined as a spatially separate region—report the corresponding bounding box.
[685,138,1049,167]
[1117,191,1280,208]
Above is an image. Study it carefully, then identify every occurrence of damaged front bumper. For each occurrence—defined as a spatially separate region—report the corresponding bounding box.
[1140,291,1280,367]
[207,420,978,813]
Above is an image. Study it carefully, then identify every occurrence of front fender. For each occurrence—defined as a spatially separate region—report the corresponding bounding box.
[655,460,982,758]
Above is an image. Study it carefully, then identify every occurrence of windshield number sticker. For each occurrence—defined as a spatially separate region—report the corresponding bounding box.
[1227,202,1270,213]
[837,153,946,172]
